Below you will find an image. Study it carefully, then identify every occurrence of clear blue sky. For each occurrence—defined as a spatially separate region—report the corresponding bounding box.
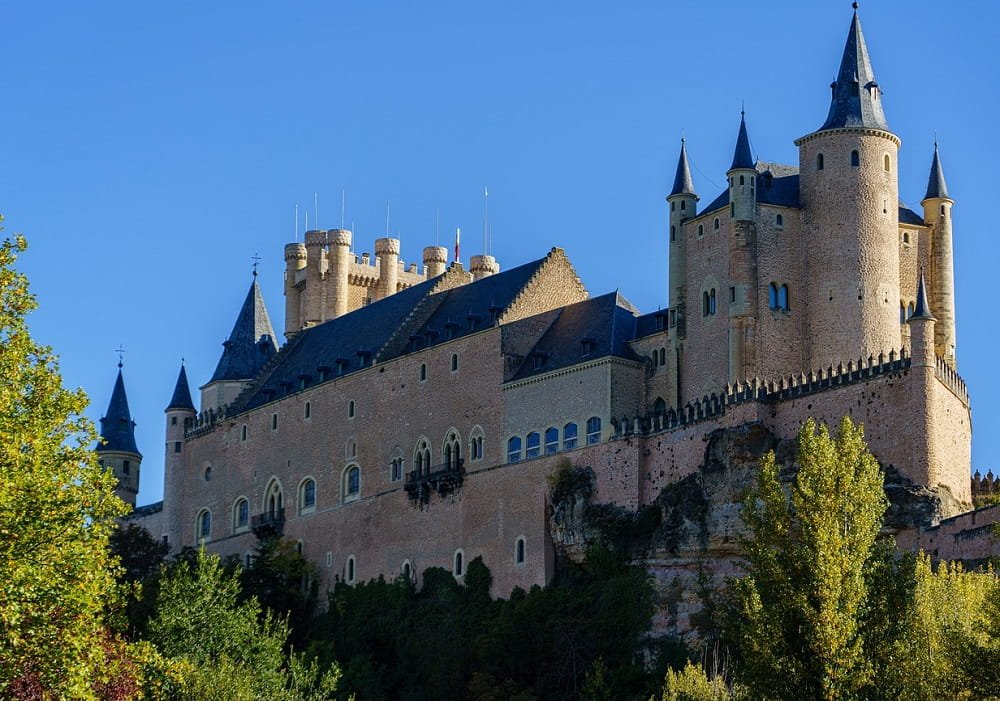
[1,1,997,506]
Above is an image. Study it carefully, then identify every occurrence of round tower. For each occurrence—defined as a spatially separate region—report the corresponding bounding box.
[423,246,447,279]
[727,112,757,223]
[796,8,901,368]
[469,254,499,281]
[666,138,698,339]
[726,112,759,381]
[283,242,306,338]
[163,363,196,550]
[326,228,353,319]
[303,230,327,326]
[374,237,401,301]
[96,365,142,508]
[921,142,956,366]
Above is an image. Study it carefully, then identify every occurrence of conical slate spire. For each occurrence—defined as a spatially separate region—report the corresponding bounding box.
[166,363,195,412]
[209,278,278,383]
[924,142,950,200]
[817,7,889,132]
[910,269,935,321]
[729,112,754,171]
[668,139,697,197]
[99,368,139,454]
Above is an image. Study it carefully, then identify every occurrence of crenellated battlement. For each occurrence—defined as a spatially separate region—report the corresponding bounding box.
[935,355,968,404]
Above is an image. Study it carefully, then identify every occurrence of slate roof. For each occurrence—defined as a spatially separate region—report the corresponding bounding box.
[730,113,754,171]
[507,292,641,382]
[635,310,669,339]
[166,363,195,412]
[816,9,890,133]
[669,139,697,197]
[99,368,140,455]
[924,143,950,200]
[899,206,925,226]
[126,501,163,519]
[209,278,279,384]
[911,270,935,320]
[235,256,552,413]
[700,161,801,215]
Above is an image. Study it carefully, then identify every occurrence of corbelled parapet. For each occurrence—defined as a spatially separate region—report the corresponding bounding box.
[375,237,400,256]
[283,243,308,338]
[423,246,447,279]
[470,254,499,281]
[374,237,401,301]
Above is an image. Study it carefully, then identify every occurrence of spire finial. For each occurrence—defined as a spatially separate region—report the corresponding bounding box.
[115,344,125,369]
[852,1,859,11]
[741,99,745,117]
[251,252,261,278]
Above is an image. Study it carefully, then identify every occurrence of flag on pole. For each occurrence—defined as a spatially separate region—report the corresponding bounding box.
[455,227,461,263]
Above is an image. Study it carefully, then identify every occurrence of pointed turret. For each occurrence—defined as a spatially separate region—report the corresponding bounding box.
[924,142,950,201]
[202,275,279,410]
[166,363,195,412]
[97,364,142,507]
[669,138,696,197]
[729,112,754,171]
[818,5,889,132]
[910,270,935,321]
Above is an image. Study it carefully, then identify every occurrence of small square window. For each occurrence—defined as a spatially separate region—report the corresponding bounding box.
[171,416,178,426]
[174,441,181,453]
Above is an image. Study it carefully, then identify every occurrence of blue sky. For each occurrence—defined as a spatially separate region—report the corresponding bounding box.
[1,1,997,506]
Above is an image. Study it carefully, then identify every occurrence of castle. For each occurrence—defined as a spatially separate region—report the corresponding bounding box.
[98,7,997,611]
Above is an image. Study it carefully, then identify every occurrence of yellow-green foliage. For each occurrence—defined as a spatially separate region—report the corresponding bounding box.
[0,230,129,698]
[657,662,733,701]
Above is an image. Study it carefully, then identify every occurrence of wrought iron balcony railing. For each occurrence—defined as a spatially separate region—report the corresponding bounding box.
[404,459,465,504]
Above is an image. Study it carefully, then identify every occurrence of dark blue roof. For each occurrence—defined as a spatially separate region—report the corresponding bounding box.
[730,113,754,171]
[98,368,140,455]
[910,270,934,321]
[899,206,925,226]
[816,10,889,133]
[668,139,697,197]
[166,363,195,412]
[924,143,950,200]
[635,310,668,338]
[209,278,278,383]
[700,162,801,215]
[234,256,554,413]
[507,292,640,382]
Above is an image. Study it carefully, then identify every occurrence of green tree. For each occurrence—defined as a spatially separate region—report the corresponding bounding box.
[728,417,888,701]
[0,229,130,697]
[148,548,342,700]
[241,537,320,645]
[657,661,736,701]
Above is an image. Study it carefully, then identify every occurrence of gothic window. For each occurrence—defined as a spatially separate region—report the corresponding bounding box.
[851,150,860,167]
[264,479,283,519]
[769,283,779,310]
[414,439,431,474]
[586,416,602,445]
[196,509,212,541]
[233,498,249,532]
[345,555,356,584]
[884,154,890,172]
[817,153,824,170]
[713,217,720,231]
[343,465,361,502]
[451,353,459,372]
[304,401,311,419]
[525,432,541,459]
[444,431,462,470]
[453,550,464,578]
[299,478,316,513]
[776,213,783,227]
[507,436,522,464]
[390,456,404,482]
[563,423,578,451]
[469,426,485,463]
[544,427,559,455]
[779,284,790,311]
[515,536,526,565]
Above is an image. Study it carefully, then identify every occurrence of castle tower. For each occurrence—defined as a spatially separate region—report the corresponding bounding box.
[303,230,327,326]
[726,113,759,381]
[97,363,142,507]
[796,7,901,368]
[667,138,697,339]
[163,362,196,549]
[921,143,957,366]
[423,246,448,279]
[325,228,353,319]
[374,237,401,301]
[283,242,307,339]
[470,254,500,281]
[201,273,278,410]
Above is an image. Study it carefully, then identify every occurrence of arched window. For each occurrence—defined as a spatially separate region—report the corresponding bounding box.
[941,204,946,216]
[196,509,212,541]
[390,447,405,482]
[697,224,704,237]
[299,478,316,513]
[776,213,784,227]
[544,427,559,455]
[713,217,720,231]
[401,560,413,582]
[730,203,735,217]
[414,439,431,476]
[884,154,890,172]
[444,430,462,470]
[769,283,779,310]
[419,363,427,381]
[670,225,675,242]
[345,555,356,584]
[469,426,485,463]
[264,479,283,520]
[233,498,249,532]
[851,150,860,167]
[653,397,667,416]
[346,438,357,461]
[779,284,790,311]
[739,174,745,185]
[451,353,459,372]
[204,466,212,482]
[659,348,666,365]
[817,153,824,170]
[515,536,526,565]
[304,401,311,419]
[507,436,522,464]
[347,400,355,418]
[680,200,686,211]
[453,550,464,578]
[907,302,915,319]
[670,201,675,212]
[563,423,578,451]
[525,432,541,459]
[900,302,906,325]
[343,465,361,502]
[586,417,602,445]
[703,291,710,317]
[709,289,717,315]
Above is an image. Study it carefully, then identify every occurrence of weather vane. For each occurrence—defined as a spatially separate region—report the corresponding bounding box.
[251,253,261,278]
[115,344,125,368]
